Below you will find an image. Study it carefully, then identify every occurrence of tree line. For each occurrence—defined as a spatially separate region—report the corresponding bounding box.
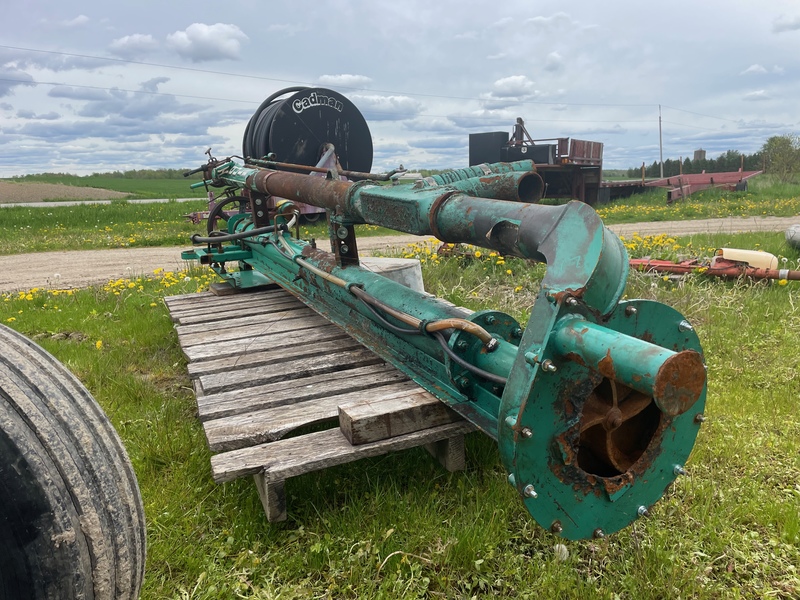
[14,168,198,180]
[626,134,800,182]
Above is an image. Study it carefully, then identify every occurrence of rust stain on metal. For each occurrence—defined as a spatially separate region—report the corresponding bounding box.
[550,371,667,498]
[553,418,669,498]
[557,289,586,303]
[596,350,616,380]
[653,350,706,416]
[301,245,338,272]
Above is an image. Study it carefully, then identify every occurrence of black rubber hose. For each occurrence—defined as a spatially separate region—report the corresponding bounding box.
[243,86,308,159]
[358,297,421,336]
[191,224,285,245]
[356,291,508,386]
[433,332,508,386]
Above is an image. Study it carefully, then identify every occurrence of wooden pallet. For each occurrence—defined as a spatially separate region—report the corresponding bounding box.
[164,285,475,521]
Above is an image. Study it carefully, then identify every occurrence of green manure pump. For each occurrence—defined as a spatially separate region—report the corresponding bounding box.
[183,98,706,539]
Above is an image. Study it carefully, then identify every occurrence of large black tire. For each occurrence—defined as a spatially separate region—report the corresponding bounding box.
[0,325,145,599]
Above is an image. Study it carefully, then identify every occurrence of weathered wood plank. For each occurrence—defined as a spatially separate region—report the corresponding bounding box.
[181,323,344,363]
[253,473,286,522]
[425,436,466,472]
[165,288,291,312]
[196,346,384,396]
[338,393,463,445]
[165,286,285,306]
[164,290,213,305]
[168,298,293,321]
[176,312,329,348]
[172,297,308,327]
[204,380,426,452]
[210,421,477,483]
[175,305,314,336]
[187,334,359,377]
[196,363,407,421]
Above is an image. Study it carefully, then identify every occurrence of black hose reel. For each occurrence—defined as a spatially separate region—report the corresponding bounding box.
[243,86,374,173]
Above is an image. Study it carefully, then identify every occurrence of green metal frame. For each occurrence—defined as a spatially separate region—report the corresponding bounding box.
[182,159,707,539]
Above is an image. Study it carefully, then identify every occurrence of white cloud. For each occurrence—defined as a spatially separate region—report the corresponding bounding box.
[0,2,797,175]
[743,90,771,101]
[61,15,89,28]
[166,23,249,62]
[317,74,373,88]
[741,64,785,76]
[740,64,767,75]
[16,110,60,120]
[524,12,573,29]
[109,34,159,59]
[1,47,106,72]
[0,67,35,98]
[478,76,543,110]
[140,77,171,93]
[348,94,423,120]
[491,17,514,29]
[773,15,800,33]
[403,118,461,134]
[491,76,536,98]
[408,136,466,150]
[48,86,110,101]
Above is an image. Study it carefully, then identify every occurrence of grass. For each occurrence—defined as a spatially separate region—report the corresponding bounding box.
[5,172,209,199]
[0,202,396,254]
[1,172,800,256]
[0,200,210,253]
[594,175,800,223]
[1,228,799,598]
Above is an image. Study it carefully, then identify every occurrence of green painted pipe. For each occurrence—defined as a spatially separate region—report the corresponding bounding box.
[552,316,706,416]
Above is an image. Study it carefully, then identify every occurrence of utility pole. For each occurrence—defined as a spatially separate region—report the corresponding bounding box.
[659,104,664,178]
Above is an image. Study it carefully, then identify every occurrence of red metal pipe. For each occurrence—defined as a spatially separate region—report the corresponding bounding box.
[630,257,800,281]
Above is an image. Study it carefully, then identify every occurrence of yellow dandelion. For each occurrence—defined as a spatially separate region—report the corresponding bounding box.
[778,279,788,286]
[95,340,103,350]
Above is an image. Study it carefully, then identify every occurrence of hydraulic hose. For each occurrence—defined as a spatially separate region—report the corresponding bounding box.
[191,224,283,245]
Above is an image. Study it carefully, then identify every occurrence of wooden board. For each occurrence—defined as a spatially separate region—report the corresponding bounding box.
[164,287,476,522]
[338,393,464,445]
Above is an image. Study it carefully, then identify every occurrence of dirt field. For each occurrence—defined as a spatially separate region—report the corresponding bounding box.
[0,181,129,203]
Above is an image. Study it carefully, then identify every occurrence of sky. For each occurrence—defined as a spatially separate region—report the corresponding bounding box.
[1,1,800,177]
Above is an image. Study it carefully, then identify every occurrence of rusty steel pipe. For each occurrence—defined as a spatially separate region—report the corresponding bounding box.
[552,317,706,416]
[415,170,545,204]
[222,164,626,315]
[247,168,353,211]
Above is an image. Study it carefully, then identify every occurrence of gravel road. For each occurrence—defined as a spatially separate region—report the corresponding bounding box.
[0,215,797,292]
